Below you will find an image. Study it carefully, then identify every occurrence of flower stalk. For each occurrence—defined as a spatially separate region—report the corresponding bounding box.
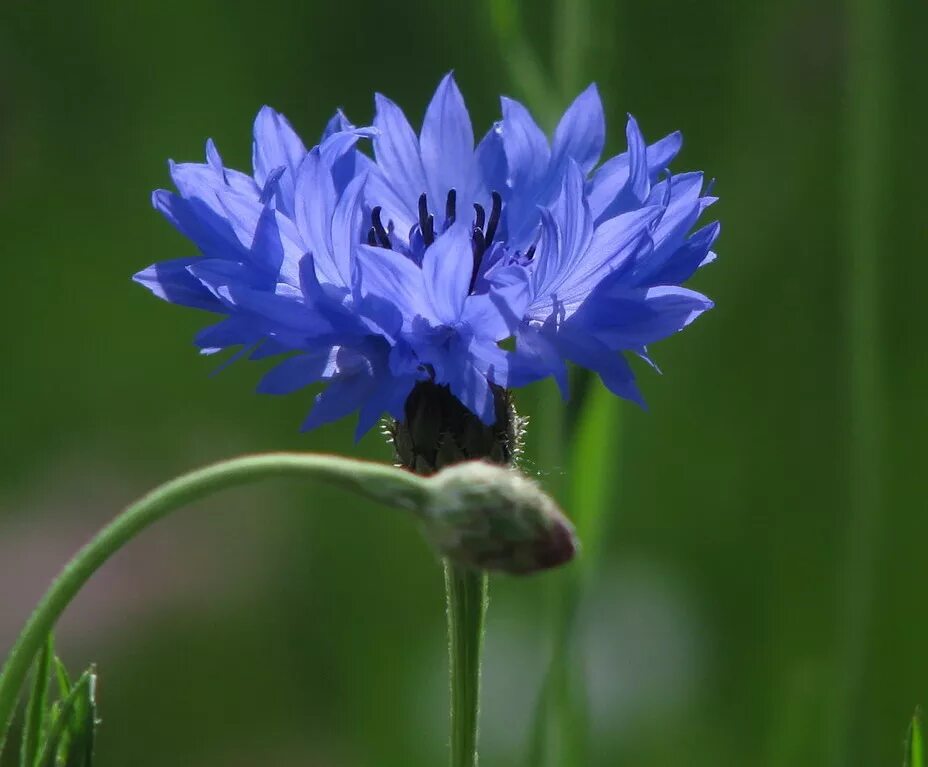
[445,562,488,767]
[0,452,574,759]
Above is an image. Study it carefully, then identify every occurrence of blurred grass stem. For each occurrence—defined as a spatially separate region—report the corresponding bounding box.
[829,0,889,762]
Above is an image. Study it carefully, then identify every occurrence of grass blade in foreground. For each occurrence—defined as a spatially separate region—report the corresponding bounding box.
[35,666,96,767]
[19,634,53,767]
[905,710,924,767]
[528,382,621,766]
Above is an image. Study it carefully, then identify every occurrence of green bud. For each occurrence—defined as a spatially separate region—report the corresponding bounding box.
[420,462,578,575]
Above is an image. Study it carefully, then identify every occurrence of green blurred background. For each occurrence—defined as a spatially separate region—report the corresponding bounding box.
[0,0,924,765]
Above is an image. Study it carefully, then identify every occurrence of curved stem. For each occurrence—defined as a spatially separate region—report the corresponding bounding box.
[0,452,431,756]
[445,561,488,767]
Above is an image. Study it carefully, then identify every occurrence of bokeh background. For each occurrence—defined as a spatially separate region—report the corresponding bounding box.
[1,0,924,765]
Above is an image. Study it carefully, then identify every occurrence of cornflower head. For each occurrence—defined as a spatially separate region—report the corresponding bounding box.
[135,74,718,466]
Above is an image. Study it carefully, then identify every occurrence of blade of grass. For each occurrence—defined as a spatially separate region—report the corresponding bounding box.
[19,634,53,767]
[569,382,621,572]
[528,381,621,766]
[35,668,95,767]
[905,710,924,767]
[828,0,889,762]
[52,659,71,702]
[553,0,591,101]
[486,0,559,127]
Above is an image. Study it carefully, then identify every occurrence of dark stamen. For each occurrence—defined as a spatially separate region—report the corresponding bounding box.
[417,193,428,229]
[473,203,486,231]
[445,188,457,227]
[371,206,392,249]
[485,191,502,246]
[367,227,377,246]
[524,244,536,260]
[418,193,435,246]
[470,228,486,292]
[424,215,435,245]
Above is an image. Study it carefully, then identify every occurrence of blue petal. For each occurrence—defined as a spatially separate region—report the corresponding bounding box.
[249,338,292,360]
[355,371,417,440]
[462,265,530,339]
[498,97,551,246]
[320,111,376,194]
[194,315,265,352]
[133,257,223,312]
[549,160,594,276]
[555,205,662,304]
[527,208,563,305]
[356,292,404,340]
[321,109,354,140]
[587,128,683,223]
[475,125,508,199]
[247,204,285,288]
[422,221,473,324]
[293,148,341,285]
[640,285,714,336]
[499,96,550,191]
[153,189,246,261]
[551,83,605,175]
[647,172,711,251]
[623,115,650,204]
[216,193,304,287]
[555,328,644,405]
[326,171,367,288]
[646,131,683,175]
[528,201,661,319]
[301,365,374,432]
[372,93,427,220]
[319,127,377,168]
[257,348,339,394]
[203,140,257,196]
[443,349,495,424]
[637,221,720,286]
[355,244,431,326]
[252,106,307,214]
[573,283,713,348]
[324,128,377,196]
[508,323,569,397]
[215,283,334,336]
[420,73,478,220]
[468,337,511,386]
[186,259,258,296]
[523,162,594,304]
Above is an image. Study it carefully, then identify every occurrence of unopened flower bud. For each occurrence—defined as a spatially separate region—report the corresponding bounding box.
[420,462,577,575]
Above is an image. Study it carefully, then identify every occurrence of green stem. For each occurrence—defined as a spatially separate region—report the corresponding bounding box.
[829,0,888,761]
[0,452,432,758]
[445,561,488,767]
[486,0,559,126]
[553,0,590,100]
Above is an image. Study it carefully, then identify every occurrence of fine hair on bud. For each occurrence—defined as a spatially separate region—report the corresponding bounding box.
[421,461,577,575]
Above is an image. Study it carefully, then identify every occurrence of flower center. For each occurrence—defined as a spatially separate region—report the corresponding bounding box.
[365,189,503,294]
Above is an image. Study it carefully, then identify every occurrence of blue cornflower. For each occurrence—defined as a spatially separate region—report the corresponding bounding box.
[135,74,717,441]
